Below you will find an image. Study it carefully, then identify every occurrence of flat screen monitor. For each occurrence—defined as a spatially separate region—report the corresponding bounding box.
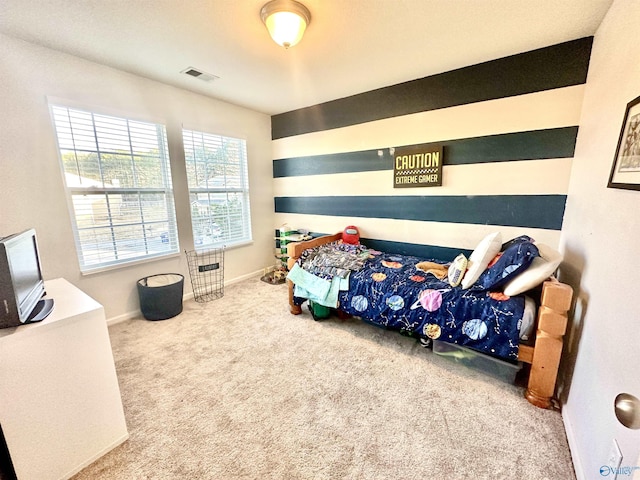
[0,229,54,328]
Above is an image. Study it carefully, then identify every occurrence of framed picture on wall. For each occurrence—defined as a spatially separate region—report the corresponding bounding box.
[608,94,640,190]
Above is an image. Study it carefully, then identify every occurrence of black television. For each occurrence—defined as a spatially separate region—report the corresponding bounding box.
[0,229,54,329]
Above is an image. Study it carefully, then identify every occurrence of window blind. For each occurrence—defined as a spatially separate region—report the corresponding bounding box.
[182,129,252,250]
[51,105,179,272]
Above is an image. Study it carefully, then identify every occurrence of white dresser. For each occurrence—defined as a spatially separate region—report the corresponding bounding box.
[0,278,128,480]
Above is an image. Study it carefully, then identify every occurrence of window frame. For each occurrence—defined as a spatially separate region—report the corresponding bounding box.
[182,128,253,251]
[50,103,180,274]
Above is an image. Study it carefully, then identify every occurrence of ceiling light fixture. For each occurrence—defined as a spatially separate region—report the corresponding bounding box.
[260,0,311,49]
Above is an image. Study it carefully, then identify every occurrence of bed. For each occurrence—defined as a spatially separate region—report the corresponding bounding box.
[285,232,573,409]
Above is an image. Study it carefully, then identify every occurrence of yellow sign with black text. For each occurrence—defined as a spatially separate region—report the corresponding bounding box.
[393,144,443,188]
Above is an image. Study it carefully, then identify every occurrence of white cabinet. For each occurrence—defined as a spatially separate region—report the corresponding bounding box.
[0,278,128,480]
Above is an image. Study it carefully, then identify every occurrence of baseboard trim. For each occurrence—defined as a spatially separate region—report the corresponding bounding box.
[106,269,264,326]
[562,407,584,480]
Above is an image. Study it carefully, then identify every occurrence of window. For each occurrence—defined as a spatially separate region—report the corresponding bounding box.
[183,129,252,249]
[50,105,179,273]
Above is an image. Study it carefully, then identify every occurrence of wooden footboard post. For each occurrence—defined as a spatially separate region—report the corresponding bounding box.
[525,279,573,408]
[287,256,302,315]
[285,232,343,315]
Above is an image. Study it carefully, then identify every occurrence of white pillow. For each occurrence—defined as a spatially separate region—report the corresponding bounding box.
[503,243,562,296]
[519,295,536,341]
[461,232,502,289]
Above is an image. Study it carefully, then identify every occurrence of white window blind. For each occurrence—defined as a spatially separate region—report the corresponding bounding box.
[182,129,252,250]
[50,105,179,273]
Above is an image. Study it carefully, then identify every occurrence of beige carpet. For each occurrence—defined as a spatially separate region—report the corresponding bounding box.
[73,276,575,480]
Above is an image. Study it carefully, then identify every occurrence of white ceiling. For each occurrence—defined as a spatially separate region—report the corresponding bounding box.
[0,0,613,115]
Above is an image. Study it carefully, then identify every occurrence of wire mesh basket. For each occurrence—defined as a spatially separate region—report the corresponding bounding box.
[185,248,224,302]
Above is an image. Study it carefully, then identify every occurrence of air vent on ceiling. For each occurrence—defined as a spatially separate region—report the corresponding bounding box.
[180,67,219,83]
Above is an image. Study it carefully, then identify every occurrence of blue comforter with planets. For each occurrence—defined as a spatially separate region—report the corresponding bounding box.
[293,243,524,362]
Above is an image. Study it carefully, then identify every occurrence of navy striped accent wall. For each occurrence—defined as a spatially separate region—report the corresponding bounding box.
[360,239,472,263]
[271,37,592,256]
[275,195,566,230]
[272,37,592,139]
[310,234,472,262]
[273,127,578,177]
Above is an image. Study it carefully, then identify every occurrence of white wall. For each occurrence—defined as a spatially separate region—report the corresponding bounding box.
[0,34,274,321]
[560,1,640,478]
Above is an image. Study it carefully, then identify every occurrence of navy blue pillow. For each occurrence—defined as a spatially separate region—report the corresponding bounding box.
[500,235,535,252]
[477,241,539,291]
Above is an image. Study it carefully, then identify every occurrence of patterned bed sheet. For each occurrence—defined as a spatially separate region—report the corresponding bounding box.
[293,243,524,362]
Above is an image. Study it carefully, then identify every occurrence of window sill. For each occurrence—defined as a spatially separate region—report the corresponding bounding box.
[80,251,182,276]
[193,239,254,253]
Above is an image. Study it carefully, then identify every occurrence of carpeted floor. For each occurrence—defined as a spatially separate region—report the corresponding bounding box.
[72,276,575,480]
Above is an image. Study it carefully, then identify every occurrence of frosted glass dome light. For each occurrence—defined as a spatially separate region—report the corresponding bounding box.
[260,0,311,49]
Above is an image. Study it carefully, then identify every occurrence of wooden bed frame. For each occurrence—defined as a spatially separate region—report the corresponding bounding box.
[286,233,572,409]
